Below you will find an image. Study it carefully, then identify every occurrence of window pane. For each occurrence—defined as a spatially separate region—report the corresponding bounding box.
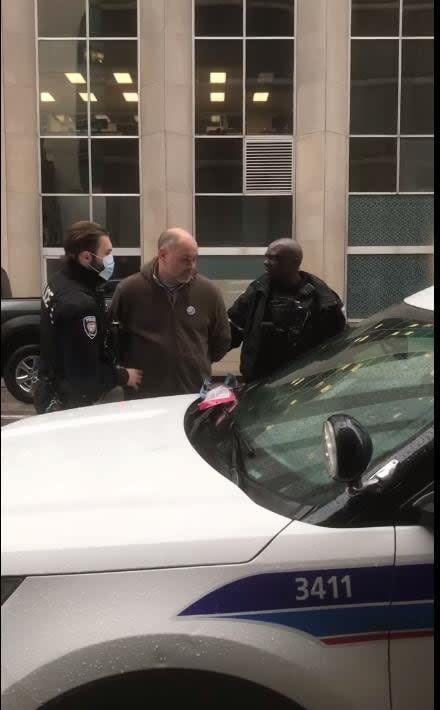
[350,40,398,134]
[45,256,140,287]
[113,255,141,279]
[195,0,243,37]
[195,139,242,193]
[93,196,140,247]
[90,41,138,135]
[351,0,399,37]
[400,138,433,192]
[195,41,243,135]
[39,41,87,135]
[38,0,86,37]
[89,0,137,37]
[246,40,293,135]
[403,0,434,36]
[349,138,397,192]
[42,196,90,247]
[196,196,292,246]
[348,195,434,246]
[45,257,64,283]
[401,40,433,134]
[197,256,264,279]
[347,254,433,318]
[91,139,139,193]
[246,0,294,37]
[41,139,89,193]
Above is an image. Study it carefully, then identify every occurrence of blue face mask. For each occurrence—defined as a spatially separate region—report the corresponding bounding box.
[90,253,115,281]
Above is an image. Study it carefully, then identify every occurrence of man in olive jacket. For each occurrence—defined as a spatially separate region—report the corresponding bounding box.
[110,228,231,398]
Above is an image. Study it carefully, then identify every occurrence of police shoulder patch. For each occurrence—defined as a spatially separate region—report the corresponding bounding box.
[83,315,97,339]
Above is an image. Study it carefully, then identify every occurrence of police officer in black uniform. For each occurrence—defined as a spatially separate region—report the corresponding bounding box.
[35,221,142,413]
[228,238,346,382]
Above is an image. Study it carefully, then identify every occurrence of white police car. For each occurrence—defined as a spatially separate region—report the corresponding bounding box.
[1,287,433,710]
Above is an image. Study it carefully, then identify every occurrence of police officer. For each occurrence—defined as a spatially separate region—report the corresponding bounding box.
[35,221,142,413]
[228,238,346,382]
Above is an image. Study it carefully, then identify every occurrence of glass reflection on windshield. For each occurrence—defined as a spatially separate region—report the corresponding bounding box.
[234,314,433,508]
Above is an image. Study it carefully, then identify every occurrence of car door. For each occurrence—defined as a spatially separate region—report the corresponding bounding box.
[390,510,434,708]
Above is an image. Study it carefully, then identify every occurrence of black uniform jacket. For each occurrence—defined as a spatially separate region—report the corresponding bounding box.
[228,271,346,382]
[38,259,128,408]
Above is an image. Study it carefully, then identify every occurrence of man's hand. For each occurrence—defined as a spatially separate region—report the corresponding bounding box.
[126,368,143,390]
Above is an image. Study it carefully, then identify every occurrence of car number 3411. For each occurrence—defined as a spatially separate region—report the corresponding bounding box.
[294,575,352,601]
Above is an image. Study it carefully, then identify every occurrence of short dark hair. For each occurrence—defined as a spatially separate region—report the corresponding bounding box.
[64,221,108,258]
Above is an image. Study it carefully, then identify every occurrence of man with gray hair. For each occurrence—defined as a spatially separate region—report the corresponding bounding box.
[110,228,231,398]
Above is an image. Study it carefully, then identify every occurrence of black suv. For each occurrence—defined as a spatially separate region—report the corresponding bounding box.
[1,273,119,403]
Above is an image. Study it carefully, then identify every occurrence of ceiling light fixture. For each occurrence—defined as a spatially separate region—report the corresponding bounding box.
[79,92,98,102]
[40,92,55,102]
[65,73,86,84]
[210,72,226,84]
[122,92,139,102]
[253,92,269,102]
[210,92,225,102]
[113,72,133,84]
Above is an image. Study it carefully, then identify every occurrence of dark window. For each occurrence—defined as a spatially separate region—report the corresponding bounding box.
[196,195,292,246]
[350,40,398,135]
[402,0,434,36]
[195,41,243,135]
[197,255,264,280]
[348,195,434,246]
[38,0,86,37]
[91,139,139,193]
[42,196,90,246]
[195,138,242,193]
[89,0,137,37]
[89,41,138,135]
[347,254,433,318]
[195,0,243,37]
[351,0,399,37]
[246,0,294,37]
[246,40,293,135]
[401,40,433,135]
[46,258,64,282]
[39,40,88,135]
[41,138,89,193]
[112,255,141,279]
[349,138,397,192]
[400,138,433,192]
[46,255,140,283]
[93,196,140,247]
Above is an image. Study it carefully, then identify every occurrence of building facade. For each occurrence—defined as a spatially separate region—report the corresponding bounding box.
[1,1,433,336]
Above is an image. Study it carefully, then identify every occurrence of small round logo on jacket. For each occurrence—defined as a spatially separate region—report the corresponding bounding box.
[187,306,196,316]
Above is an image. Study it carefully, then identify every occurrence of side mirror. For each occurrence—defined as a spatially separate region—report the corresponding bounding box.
[411,490,434,529]
[323,414,373,487]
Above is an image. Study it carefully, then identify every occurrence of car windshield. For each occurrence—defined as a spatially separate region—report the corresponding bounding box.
[186,302,434,516]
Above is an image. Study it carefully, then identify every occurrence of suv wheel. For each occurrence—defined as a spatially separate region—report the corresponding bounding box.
[4,344,39,404]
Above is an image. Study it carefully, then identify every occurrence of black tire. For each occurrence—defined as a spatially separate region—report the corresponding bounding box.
[41,670,301,710]
[3,344,40,404]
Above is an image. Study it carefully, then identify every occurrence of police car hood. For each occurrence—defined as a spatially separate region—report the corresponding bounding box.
[1,396,289,576]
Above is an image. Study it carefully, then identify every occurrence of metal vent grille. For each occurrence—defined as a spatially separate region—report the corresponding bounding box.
[245,138,294,194]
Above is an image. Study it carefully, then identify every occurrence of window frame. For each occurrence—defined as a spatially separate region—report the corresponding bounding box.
[35,0,142,286]
[347,0,433,319]
[192,0,296,257]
